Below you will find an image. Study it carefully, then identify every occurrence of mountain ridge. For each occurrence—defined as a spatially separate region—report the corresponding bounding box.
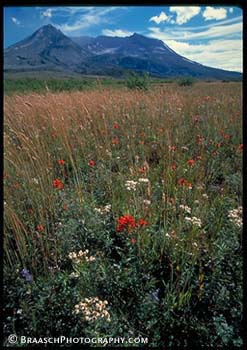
[4,24,242,80]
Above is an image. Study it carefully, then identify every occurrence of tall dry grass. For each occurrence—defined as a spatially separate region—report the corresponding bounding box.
[4,82,242,272]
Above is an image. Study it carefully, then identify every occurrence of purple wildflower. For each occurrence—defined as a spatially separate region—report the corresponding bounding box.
[21,268,33,282]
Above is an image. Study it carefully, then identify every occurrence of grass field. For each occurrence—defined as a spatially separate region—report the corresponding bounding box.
[3,76,198,95]
[4,81,242,347]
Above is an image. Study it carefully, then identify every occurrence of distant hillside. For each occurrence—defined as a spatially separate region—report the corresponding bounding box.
[4,24,242,80]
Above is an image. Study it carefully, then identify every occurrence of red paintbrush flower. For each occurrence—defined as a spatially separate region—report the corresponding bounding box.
[88,160,96,167]
[37,224,44,232]
[187,159,195,167]
[178,178,192,189]
[130,238,137,244]
[112,137,119,145]
[116,214,136,232]
[53,178,64,189]
[137,219,148,227]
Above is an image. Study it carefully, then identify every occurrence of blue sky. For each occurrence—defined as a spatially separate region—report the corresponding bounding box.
[4,6,242,72]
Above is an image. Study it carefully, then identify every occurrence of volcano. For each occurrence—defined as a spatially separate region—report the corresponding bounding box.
[4,24,242,80]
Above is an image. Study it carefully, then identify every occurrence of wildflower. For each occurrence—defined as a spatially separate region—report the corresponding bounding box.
[88,160,96,167]
[196,155,202,161]
[112,137,119,145]
[169,145,176,152]
[202,193,208,199]
[150,289,160,302]
[74,297,110,322]
[196,134,203,144]
[178,178,192,188]
[138,178,149,183]
[94,204,111,215]
[69,272,80,279]
[28,208,33,215]
[63,204,69,211]
[138,166,147,174]
[20,268,33,282]
[130,238,137,244]
[58,159,65,165]
[36,224,44,232]
[53,178,64,189]
[137,218,148,227]
[228,207,242,228]
[113,123,119,129]
[32,177,39,184]
[178,178,187,186]
[187,159,195,167]
[238,144,243,151]
[193,115,201,123]
[185,216,202,228]
[116,215,136,232]
[179,204,191,214]
[143,199,151,206]
[125,180,138,191]
[68,250,96,264]
[171,163,177,170]
[223,133,231,140]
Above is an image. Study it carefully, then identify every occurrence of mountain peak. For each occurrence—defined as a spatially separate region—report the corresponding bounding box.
[130,33,149,40]
[4,25,241,79]
[35,24,61,35]
[40,24,58,30]
[131,32,143,38]
[128,32,164,48]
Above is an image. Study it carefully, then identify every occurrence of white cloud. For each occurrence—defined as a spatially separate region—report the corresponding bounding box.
[172,16,242,31]
[167,39,242,72]
[45,7,96,18]
[11,17,20,25]
[147,26,242,72]
[149,11,171,24]
[203,7,227,21]
[148,21,242,41]
[102,28,133,37]
[41,9,52,18]
[169,6,201,25]
[55,7,122,33]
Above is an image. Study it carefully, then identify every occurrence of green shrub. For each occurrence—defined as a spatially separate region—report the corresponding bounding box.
[177,77,195,86]
[125,71,150,90]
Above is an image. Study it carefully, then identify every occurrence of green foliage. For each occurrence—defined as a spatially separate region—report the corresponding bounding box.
[125,71,151,90]
[177,77,195,86]
[4,77,98,95]
[4,82,242,347]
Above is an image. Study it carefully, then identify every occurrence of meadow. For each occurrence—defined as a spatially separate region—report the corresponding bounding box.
[4,81,242,347]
